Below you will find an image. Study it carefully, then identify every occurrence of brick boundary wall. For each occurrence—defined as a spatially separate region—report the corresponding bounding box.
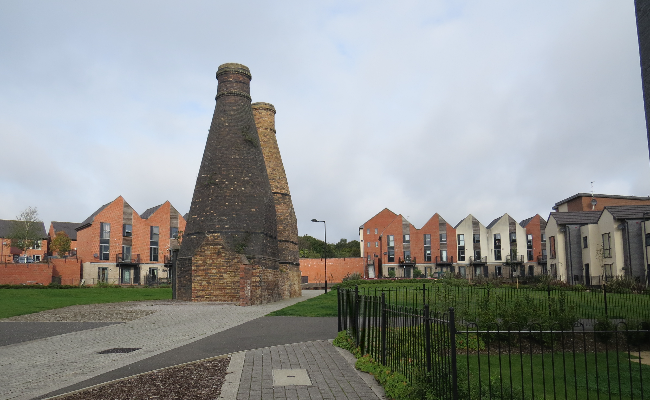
[0,263,52,285]
[50,258,83,285]
[299,257,365,284]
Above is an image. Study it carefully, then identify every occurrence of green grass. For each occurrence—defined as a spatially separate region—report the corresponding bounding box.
[0,287,172,319]
[267,290,338,316]
[458,351,650,399]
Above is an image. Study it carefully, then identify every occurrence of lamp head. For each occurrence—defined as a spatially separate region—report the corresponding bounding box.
[311,219,318,222]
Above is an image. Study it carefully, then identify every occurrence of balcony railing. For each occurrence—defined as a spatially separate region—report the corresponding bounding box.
[116,253,140,264]
[469,256,487,264]
[505,254,524,264]
[397,257,417,265]
[435,255,454,264]
[537,255,547,264]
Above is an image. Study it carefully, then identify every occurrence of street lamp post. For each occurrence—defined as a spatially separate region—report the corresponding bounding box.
[311,219,327,293]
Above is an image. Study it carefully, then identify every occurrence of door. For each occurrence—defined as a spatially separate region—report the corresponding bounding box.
[121,268,131,284]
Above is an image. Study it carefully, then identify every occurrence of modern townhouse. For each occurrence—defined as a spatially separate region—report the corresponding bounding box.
[0,219,48,263]
[75,196,186,285]
[454,215,489,279]
[485,213,528,278]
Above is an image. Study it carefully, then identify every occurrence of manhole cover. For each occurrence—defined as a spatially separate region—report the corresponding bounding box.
[98,348,141,354]
[272,369,311,386]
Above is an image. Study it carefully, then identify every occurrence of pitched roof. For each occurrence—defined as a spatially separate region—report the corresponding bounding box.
[183,212,189,221]
[51,221,81,241]
[0,219,48,239]
[549,211,602,225]
[454,214,480,229]
[520,216,533,227]
[141,204,163,220]
[486,216,501,229]
[77,201,111,231]
[604,205,650,220]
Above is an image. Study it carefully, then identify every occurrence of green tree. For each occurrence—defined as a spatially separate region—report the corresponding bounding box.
[298,235,361,258]
[50,231,72,256]
[8,207,43,253]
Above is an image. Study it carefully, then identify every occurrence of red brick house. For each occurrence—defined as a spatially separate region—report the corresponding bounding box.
[76,196,186,285]
[0,219,48,263]
[48,221,81,257]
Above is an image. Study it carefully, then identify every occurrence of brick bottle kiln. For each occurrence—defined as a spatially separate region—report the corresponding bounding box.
[176,63,301,304]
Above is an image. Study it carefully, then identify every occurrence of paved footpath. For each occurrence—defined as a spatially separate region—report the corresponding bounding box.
[228,341,383,400]
[0,291,328,400]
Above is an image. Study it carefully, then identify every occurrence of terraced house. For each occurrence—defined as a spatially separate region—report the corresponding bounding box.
[75,196,186,285]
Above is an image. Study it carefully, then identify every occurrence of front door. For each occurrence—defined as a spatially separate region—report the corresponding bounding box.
[121,268,131,284]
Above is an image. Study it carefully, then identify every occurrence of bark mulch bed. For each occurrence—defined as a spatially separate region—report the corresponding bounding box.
[50,355,230,400]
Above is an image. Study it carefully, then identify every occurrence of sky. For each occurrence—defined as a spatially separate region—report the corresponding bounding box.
[1,0,649,243]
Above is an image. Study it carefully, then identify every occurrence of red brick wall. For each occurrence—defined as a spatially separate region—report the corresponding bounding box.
[0,263,52,285]
[51,258,83,285]
[524,215,546,262]
[77,197,125,263]
[565,196,650,212]
[361,209,399,258]
[300,257,365,283]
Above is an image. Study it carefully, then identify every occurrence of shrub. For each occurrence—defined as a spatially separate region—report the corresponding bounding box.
[412,269,423,278]
[342,272,363,282]
[388,269,396,278]
[594,316,616,344]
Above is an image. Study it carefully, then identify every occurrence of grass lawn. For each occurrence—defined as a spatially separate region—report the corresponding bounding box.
[267,289,338,317]
[0,287,172,319]
[458,351,650,399]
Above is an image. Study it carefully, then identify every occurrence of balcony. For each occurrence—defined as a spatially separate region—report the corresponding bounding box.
[505,254,524,264]
[398,256,416,266]
[469,256,487,265]
[435,255,454,265]
[537,255,547,264]
[116,253,140,264]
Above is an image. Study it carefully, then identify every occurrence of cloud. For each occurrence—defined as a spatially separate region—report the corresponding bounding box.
[0,0,648,242]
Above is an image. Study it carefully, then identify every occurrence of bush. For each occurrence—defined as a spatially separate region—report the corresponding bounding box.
[413,269,423,278]
[388,269,396,278]
[594,316,616,344]
[342,272,362,282]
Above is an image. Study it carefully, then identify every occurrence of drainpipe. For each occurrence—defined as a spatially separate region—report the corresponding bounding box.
[566,226,573,284]
[644,213,649,287]
[625,221,632,279]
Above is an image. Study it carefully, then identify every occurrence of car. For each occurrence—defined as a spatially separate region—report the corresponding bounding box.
[17,256,34,263]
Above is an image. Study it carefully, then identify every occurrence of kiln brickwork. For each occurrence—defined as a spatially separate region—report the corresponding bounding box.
[177,63,300,304]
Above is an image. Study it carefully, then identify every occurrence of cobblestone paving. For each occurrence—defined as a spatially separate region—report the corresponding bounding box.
[237,341,380,400]
[0,292,321,400]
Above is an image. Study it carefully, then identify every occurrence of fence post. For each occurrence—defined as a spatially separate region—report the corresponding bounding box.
[381,292,387,366]
[603,283,608,318]
[547,283,552,317]
[355,285,360,345]
[424,304,432,373]
[423,283,426,307]
[449,307,458,400]
[337,287,342,332]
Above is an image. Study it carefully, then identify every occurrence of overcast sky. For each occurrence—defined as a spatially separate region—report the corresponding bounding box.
[1,1,649,242]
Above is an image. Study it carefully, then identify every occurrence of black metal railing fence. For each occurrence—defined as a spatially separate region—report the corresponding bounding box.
[338,286,650,400]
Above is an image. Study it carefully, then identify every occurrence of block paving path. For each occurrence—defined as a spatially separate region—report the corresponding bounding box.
[235,341,381,400]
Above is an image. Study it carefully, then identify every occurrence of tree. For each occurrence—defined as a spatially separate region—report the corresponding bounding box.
[50,231,72,256]
[8,207,43,253]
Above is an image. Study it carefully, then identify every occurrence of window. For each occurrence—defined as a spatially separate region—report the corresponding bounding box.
[602,233,611,258]
[549,236,556,259]
[122,245,131,262]
[473,234,480,243]
[403,250,411,261]
[510,232,517,243]
[98,267,108,283]
[440,250,447,262]
[100,222,110,261]
[403,234,410,244]
[123,224,132,237]
[527,234,533,249]
[367,228,370,235]
[31,240,41,250]
[583,236,588,249]
[170,227,178,239]
[458,234,465,246]
[496,266,502,276]
[495,249,502,261]
[150,226,159,262]
[494,233,501,248]
[527,249,533,261]
[474,250,481,259]
[375,242,378,247]
[604,264,613,277]
[458,247,465,261]
[387,249,395,262]
[387,235,395,247]
[542,249,547,258]
[646,233,650,245]
[367,254,372,263]
[367,242,371,248]
[424,234,431,261]
[440,233,447,243]
[33,255,41,262]
[374,228,378,234]
[541,234,546,243]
